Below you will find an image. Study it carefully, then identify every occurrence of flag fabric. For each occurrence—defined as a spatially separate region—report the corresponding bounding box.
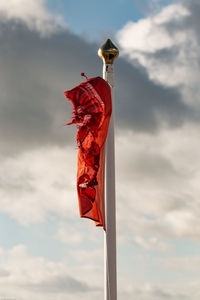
[64,77,112,230]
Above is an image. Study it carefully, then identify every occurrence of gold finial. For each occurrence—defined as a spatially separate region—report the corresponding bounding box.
[98,39,119,64]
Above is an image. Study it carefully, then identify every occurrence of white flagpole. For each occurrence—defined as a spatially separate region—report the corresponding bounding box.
[98,39,119,300]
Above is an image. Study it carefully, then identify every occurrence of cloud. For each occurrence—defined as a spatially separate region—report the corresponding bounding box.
[0,2,194,162]
[116,126,200,242]
[118,282,199,300]
[0,0,64,35]
[0,0,199,250]
[28,275,89,294]
[133,236,173,251]
[0,2,199,300]
[114,1,200,247]
[1,2,200,299]
[56,222,85,245]
[117,3,190,53]
[0,0,198,239]
[144,0,179,13]
[0,17,100,155]
[117,2,190,84]
[161,256,200,273]
[0,0,194,237]
[1,244,200,300]
[115,57,194,132]
[0,245,102,300]
[117,0,200,108]
[0,146,79,224]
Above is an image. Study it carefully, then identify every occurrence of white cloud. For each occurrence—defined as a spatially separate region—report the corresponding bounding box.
[0,8,191,158]
[1,244,200,300]
[117,1,200,107]
[118,281,200,300]
[117,3,189,53]
[0,2,192,229]
[1,110,200,244]
[116,125,200,242]
[161,256,200,273]
[0,0,65,35]
[133,235,173,251]
[2,122,200,243]
[0,146,77,224]
[69,249,103,265]
[0,1,200,298]
[56,222,85,245]
[56,218,105,245]
[0,245,102,300]
[115,1,200,247]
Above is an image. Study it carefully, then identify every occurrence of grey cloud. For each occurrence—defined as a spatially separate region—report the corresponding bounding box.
[182,0,200,45]
[120,151,180,183]
[28,275,90,293]
[0,15,194,156]
[142,47,180,66]
[157,0,200,51]
[123,285,189,300]
[135,287,172,299]
[0,172,34,192]
[115,58,195,132]
[0,18,100,155]
[0,269,10,277]
[136,0,200,83]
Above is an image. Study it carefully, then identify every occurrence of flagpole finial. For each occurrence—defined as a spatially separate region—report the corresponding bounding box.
[98,39,119,64]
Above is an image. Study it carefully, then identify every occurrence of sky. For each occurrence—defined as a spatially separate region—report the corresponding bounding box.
[1,0,200,299]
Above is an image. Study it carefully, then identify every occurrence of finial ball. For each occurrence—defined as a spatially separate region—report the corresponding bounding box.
[98,39,119,64]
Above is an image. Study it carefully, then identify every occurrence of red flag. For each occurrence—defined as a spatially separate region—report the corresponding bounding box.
[64,77,112,230]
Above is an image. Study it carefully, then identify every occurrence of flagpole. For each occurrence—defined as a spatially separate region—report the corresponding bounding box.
[98,39,119,300]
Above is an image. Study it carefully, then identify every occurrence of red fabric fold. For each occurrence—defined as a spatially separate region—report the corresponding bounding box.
[64,77,112,230]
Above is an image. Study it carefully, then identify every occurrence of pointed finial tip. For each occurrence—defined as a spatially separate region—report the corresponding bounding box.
[98,38,119,64]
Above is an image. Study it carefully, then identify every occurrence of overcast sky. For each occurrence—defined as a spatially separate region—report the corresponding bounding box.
[1,0,200,299]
